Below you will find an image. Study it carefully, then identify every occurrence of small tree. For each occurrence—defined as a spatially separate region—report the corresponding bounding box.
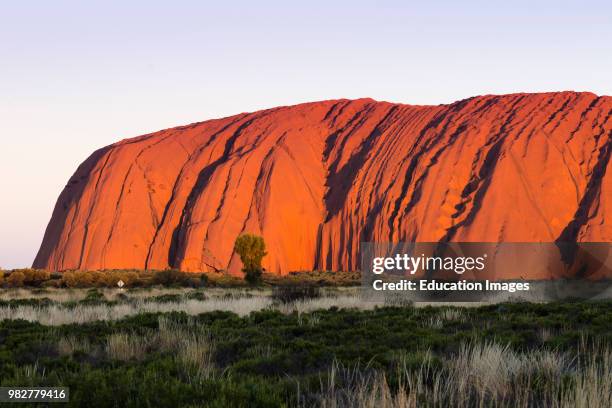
[234,233,267,284]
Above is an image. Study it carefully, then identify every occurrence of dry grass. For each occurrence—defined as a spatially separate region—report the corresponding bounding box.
[440,308,465,322]
[315,342,611,408]
[178,334,215,379]
[156,315,187,350]
[0,286,503,326]
[11,362,47,384]
[0,288,92,302]
[452,341,566,398]
[539,326,556,342]
[0,296,274,325]
[280,294,380,316]
[425,316,443,329]
[563,348,611,408]
[56,335,92,356]
[0,287,236,302]
[0,288,523,325]
[0,289,367,325]
[106,332,149,361]
[100,316,216,378]
[157,316,215,379]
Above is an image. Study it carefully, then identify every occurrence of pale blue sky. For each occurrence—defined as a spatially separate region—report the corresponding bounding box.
[1,1,611,268]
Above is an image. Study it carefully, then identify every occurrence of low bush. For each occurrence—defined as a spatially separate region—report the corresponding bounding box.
[264,270,360,287]
[205,273,247,287]
[272,285,321,303]
[61,270,146,288]
[3,269,51,287]
[152,270,192,286]
[6,271,26,287]
[62,271,96,288]
[41,279,62,288]
[1,268,361,288]
[110,271,139,287]
[21,269,51,286]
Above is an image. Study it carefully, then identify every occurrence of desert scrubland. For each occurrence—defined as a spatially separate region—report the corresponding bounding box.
[0,282,610,407]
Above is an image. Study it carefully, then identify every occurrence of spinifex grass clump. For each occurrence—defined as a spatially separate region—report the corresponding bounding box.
[314,343,610,408]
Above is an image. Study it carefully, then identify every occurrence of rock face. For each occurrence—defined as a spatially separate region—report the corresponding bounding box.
[34,92,612,275]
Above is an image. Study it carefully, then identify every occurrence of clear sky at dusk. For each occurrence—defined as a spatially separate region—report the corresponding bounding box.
[1,1,611,268]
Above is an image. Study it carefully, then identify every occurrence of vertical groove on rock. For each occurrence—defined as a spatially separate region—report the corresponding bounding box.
[144,114,248,270]
[557,126,611,242]
[77,149,115,269]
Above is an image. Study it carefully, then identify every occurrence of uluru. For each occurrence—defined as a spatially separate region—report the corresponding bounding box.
[34,92,612,275]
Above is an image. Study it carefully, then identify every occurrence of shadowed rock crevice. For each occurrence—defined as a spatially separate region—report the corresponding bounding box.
[144,114,249,270]
[168,115,261,268]
[557,130,612,243]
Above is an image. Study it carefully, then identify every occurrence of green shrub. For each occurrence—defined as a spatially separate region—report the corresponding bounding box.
[272,285,321,303]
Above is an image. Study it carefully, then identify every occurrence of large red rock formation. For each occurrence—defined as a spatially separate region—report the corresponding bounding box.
[34,92,612,275]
